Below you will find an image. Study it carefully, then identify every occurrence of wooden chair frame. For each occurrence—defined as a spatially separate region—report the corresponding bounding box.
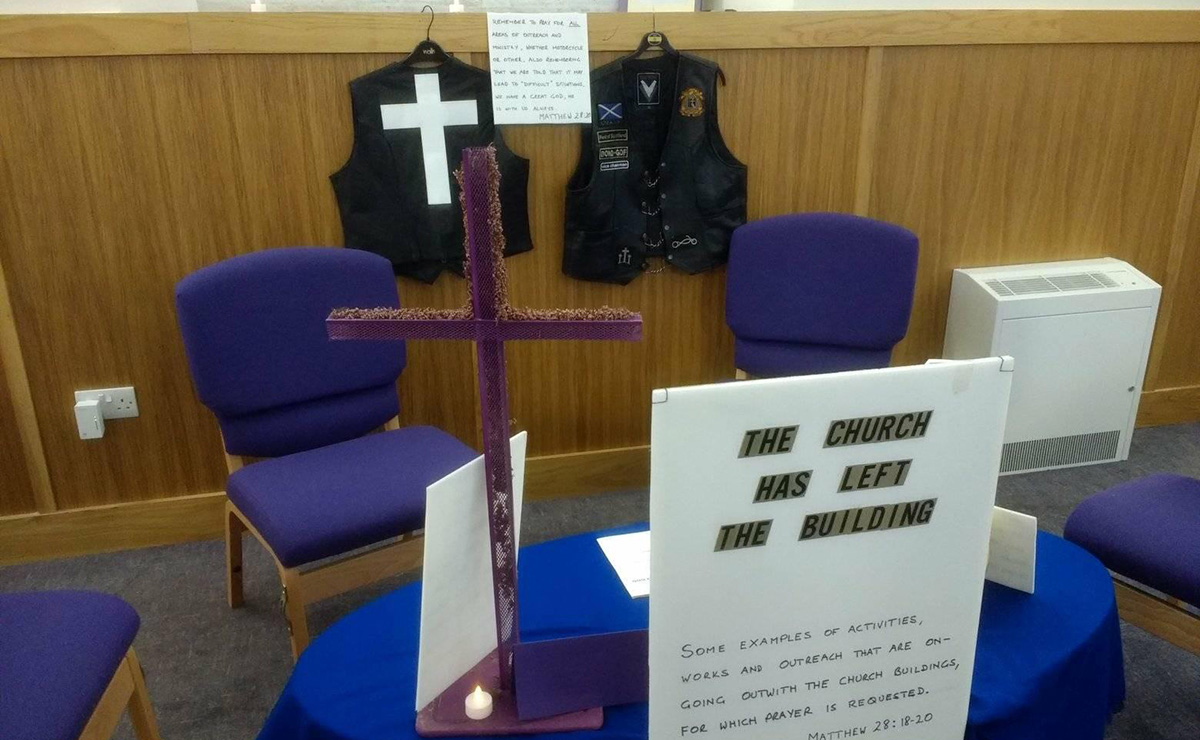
[1112,578,1200,657]
[223,415,426,660]
[78,647,161,740]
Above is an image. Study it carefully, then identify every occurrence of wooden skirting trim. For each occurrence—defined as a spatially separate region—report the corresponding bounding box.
[2,10,1200,58]
[525,444,649,501]
[0,445,651,565]
[1136,385,1200,427]
[0,491,227,566]
[1113,580,1200,657]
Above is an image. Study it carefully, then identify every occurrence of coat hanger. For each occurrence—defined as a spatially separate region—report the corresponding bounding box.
[400,5,450,68]
[629,21,725,85]
[630,15,676,59]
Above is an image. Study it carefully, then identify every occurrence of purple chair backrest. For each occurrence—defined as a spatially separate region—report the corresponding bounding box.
[725,213,919,350]
[176,247,406,458]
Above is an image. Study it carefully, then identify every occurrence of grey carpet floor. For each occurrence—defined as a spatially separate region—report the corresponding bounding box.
[2,423,1198,740]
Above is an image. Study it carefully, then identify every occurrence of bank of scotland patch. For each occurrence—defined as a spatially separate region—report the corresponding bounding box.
[598,102,623,123]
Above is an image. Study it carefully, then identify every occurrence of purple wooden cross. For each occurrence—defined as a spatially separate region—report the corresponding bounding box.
[327,146,642,696]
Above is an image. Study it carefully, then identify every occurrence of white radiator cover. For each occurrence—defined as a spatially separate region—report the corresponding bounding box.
[943,257,1161,475]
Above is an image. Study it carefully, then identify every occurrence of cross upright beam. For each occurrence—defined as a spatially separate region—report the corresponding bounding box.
[328,146,641,694]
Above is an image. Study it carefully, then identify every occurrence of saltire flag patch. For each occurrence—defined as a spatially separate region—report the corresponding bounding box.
[598,102,623,123]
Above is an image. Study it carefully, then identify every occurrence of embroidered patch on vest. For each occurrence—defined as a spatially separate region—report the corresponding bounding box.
[599,145,629,160]
[600,160,630,172]
[637,72,661,106]
[598,102,623,123]
[597,128,628,144]
[679,87,705,117]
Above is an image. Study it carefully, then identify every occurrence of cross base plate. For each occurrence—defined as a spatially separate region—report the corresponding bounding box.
[415,650,604,737]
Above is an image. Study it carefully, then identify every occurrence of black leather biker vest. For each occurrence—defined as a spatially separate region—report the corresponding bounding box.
[332,57,532,283]
[563,51,746,284]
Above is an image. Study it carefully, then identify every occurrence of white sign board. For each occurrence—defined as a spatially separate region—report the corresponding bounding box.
[415,432,527,712]
[986,506,1038,594]
[487,13,592,125]
[649,358,1013,740]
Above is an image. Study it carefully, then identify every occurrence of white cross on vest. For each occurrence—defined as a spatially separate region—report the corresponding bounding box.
[380,73,479,206]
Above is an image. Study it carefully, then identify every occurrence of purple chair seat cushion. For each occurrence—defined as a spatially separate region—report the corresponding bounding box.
[227,426,477,567]
[1064,473,1200,608]
[735,336,892,378]
[0,591,140,740]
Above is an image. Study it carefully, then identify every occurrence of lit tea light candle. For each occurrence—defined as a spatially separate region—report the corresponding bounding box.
[465,685,493,720]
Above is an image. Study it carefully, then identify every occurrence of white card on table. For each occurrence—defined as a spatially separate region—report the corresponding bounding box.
[649,358,1013,740]
[415,432,527,712]
[986,506,1038,594]
[487,13,592,125]
[598,530,652,598]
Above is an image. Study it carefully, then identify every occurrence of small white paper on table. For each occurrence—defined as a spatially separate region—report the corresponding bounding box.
[986,506,1038,594]
[487,13,592,125]
[415,432,527,712]
[597,530,651,598]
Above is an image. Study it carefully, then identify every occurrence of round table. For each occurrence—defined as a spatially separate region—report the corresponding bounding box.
[257,525,1124,740]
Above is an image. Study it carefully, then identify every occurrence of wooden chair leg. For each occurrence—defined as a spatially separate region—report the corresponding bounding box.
[124,648,162,740]
[226,502,246,609]
[1113,579,1200,656]
[78,654,134,740]
[281,568,311,660]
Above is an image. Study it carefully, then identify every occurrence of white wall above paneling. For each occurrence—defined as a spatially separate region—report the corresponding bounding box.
[0,0,198,10]
[714,0,1200,8]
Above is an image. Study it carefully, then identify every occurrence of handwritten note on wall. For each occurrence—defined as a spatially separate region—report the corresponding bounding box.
[487,13,592,125]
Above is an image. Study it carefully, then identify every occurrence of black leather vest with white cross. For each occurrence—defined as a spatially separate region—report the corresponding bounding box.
[563,51,746,284]
[331,56,533,284]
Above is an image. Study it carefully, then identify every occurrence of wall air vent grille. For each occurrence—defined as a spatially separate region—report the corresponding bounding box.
[1047,272,1117,291]
[985,279,1013,297]
[1000,430,1121,473]
[987,272,1122,297]
[999,276,1058,295]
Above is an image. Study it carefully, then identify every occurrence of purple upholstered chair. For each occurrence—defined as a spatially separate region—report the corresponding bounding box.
[725,213,919,378]
[0,591,161,740]
[1065,473,1200,655]
[176,247,476,659]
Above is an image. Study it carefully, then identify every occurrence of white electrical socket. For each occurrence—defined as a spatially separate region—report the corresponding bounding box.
[74,386,139,419]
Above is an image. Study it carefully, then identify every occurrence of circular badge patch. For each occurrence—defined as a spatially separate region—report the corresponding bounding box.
[679,87,705,118]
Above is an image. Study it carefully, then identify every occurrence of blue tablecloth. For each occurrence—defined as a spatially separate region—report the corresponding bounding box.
[259,526,1124,740]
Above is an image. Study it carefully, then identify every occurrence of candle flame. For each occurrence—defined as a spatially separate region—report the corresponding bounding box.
[473,685,485,698]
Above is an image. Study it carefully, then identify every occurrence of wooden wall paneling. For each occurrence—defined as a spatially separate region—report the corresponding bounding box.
[0,52,483,509]
[0,348,38,516]
[868,43,1200,370]
[853,46,885,216]
[0,249,49,514]
[0,25,1198,526]
[1146,92,1200,392]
